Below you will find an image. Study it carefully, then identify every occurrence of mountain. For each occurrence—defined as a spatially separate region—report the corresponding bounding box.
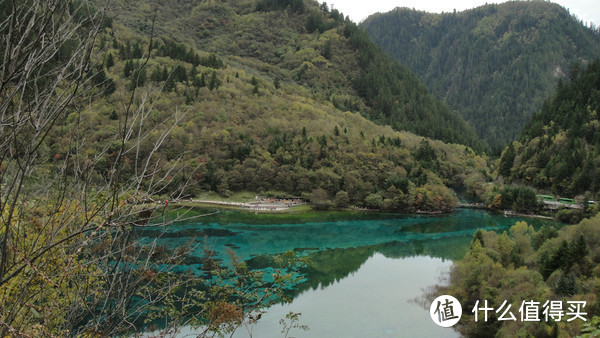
[63,0,492,212]
[361,1,600,154]
[498,59,600,199]
[103,0,483,152]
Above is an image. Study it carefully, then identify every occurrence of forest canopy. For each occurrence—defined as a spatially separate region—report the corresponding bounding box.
[499,59,600,198]
[361,2,600,154]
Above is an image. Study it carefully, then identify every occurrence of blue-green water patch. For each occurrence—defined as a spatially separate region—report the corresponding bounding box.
[140,208,559,337]
[140,209,557,265]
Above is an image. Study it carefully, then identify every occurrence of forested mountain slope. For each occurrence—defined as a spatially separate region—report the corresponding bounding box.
[499,59,600,199]
[101,0,483,151]
[64,0,493,212]
[361,1,600,153]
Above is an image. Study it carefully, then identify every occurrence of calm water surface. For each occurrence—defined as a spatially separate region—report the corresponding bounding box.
[141,208,558,337]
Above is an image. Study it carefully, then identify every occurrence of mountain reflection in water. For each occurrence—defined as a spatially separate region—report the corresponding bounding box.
[139,208,558,337]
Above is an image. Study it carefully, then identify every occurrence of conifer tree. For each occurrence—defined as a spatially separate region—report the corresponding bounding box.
[105,52,114,68]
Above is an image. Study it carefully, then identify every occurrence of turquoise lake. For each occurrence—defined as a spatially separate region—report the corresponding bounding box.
[140,208,559,337]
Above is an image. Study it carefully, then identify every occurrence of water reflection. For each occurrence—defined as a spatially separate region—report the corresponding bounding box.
[230,254,459,338]
[262,237,470,300]
[139,208,559,336]
[139,209,554,266]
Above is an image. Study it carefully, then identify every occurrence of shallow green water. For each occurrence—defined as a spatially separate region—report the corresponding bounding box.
[141,208,558,337]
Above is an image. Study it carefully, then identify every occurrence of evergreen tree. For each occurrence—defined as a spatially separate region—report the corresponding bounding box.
[570,235,589,265]
[208,70,220,90]
[105,52,114,69]
[471,229,485,248]
[137,66,147,86]
[123,59,133,77]
[322,40,332,59]
[129,66,147,90]
[164,74,176,92]
[151,66,162,82]
[201,54,224,69]
[104,78,116,95]
[499,143,516,178]
[251,76,260,94]
[198,72,207,88]
[161,66,169,82]
[92,67,107,85]
[173,65,187,82]
[132,42,142,58]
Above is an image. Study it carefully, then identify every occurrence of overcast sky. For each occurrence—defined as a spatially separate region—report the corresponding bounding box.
[325,0,599,27]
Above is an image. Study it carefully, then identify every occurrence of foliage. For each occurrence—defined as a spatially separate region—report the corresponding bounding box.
[493,185,539,212]
[343,22,484,152]
[334,190,350,208]
[361,2,600,154]
[579,316,600,337]
[256,0,306,14]
[65,0,494,213]
[309,188,331,210]
[105,0,483,152]
[0,203,105,335]
[147,250,309,337]
[556,209,585,224]
[280,311,309,338]
[440,215,600,336]
[502,59,600,199]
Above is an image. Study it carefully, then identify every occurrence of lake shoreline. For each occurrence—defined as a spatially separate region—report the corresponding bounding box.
[167,198,559,224]
[174,199,311,213]
[501,209,555,220]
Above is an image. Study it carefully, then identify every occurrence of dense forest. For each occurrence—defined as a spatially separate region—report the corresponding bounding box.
[103,0,484,152]
[499,59,600,199]
[442,214,600,336]
[361,2,600,154]
[74,0,491,211]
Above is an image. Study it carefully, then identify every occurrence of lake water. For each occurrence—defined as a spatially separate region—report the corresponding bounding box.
[141,208,558,337]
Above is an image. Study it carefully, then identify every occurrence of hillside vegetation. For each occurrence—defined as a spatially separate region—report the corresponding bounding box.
[74,0,491,211]
[361,2,600,153]
[104,0,483,151]
[499,59,600,199]
[442,215,600,336]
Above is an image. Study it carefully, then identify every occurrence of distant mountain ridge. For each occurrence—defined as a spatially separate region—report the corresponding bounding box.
[361,1,600,153]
